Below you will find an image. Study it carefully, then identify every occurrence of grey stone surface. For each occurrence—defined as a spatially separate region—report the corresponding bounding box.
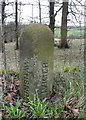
[20,23,54,99]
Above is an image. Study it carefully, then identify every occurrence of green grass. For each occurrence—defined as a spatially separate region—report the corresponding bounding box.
[54,27,84,38]
[2,101,26,119]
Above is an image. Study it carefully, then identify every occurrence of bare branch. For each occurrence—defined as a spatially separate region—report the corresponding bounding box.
[6,2,14,6]
[5,13,14,18]
[69,11,79,23]
[54,5,63,17]
[75,0,84,6]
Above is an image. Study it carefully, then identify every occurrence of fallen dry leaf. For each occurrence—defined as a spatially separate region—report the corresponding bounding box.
[71,108,80,116]
[7,93,14,103]
[65,93,80,117]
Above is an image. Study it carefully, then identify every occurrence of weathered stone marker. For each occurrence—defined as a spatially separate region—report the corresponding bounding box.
[20,23,54,99]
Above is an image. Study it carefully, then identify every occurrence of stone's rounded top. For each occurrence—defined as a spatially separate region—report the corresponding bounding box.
[25,23,54,40]
[24,23,54,44]
[20,23,54,60]
[28,23,50,28]
[27,23,52,31]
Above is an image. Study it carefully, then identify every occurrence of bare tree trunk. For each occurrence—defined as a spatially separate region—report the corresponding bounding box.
[15,0,19,49]
[1,0,7,70]
[38,0,41,23]
[49,2,55,34]
[32,4,33,22]
[84,0,86,89]
[60,1,69,48]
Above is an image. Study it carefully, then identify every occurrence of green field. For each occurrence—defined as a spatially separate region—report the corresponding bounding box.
[54,27,84,38]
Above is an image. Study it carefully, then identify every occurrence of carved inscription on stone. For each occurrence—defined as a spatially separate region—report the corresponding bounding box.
[23,58,30,97]
[40,63,48,96]
[22,57,50,98]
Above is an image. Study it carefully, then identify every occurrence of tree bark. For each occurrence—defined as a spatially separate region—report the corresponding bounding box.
[15,0,19,49]
[49,2,55,34]
[60,1,69,48]
[1,0,7,70]
[84,0,86,90]
[38,0,41,23]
